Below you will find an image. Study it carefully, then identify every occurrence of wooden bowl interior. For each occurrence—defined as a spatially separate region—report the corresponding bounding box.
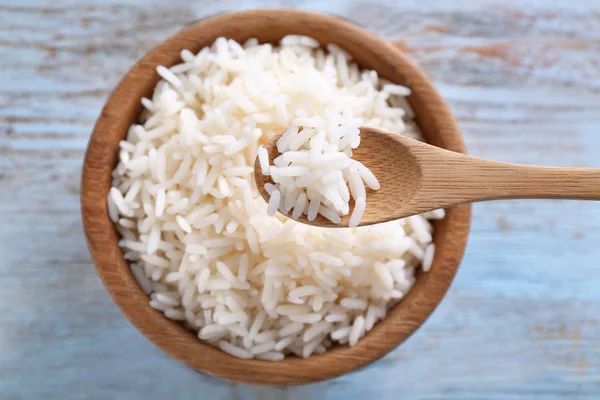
[81,9,471,385]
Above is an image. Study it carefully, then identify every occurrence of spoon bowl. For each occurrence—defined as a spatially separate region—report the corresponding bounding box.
[255,127,424,227]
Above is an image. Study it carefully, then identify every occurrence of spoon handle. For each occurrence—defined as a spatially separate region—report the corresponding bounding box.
[411,146,600,212]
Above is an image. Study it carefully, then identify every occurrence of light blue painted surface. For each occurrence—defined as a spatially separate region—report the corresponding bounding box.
[1,0,599,398]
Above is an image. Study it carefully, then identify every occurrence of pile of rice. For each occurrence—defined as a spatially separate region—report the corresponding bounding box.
[107,35,443,360]
[258,115,380,227]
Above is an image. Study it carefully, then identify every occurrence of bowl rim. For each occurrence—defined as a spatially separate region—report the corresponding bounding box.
[81,8,471,386]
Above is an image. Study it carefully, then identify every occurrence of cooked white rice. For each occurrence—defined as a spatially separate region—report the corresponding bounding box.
[108,35,445,360]
[259,112,378,227]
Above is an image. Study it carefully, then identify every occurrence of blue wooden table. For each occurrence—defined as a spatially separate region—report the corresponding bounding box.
[1,0,599,398]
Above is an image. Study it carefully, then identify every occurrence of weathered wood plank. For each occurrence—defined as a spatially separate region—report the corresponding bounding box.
[1,0,599,398]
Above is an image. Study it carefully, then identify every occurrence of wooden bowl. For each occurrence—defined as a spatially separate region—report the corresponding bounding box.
[81,9,471,385]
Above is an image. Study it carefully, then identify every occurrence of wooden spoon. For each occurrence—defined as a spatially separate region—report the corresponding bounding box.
[256,126,600,227]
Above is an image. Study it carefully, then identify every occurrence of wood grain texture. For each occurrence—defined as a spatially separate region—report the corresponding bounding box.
[1,0,599,398]
[81,9,470,385]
